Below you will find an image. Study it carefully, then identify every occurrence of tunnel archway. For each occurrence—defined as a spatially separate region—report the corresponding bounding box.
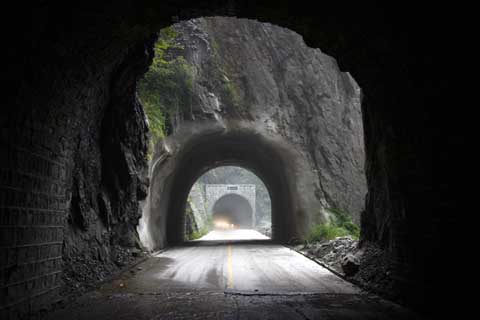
[1,2,451,317]
[212,193,254,228]
[144,125,303,249]
[183,165,272,240]
[165,129,296,245]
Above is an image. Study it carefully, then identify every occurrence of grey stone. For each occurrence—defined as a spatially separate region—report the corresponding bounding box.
[341,253,360,276]
[176,17,367,224]
[141,17,367,248]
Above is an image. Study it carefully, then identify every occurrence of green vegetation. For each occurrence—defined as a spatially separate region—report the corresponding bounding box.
[186,216,213,240]
[137,27,194,158]
[187,227,210,241]
[307,207,360,243]
[209,38,241,109]
[307,223,349,242]
[327,207,360,239]
[221,77,241,107]
[185,202,213,241]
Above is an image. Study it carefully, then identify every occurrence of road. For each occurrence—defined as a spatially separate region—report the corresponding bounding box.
[197,229,270,241]
[46,230,420,319]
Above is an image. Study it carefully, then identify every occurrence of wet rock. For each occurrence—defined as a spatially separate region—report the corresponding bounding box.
[131,248,142,257]
[301,236,358,275]
[351,243,397,300]
[341,253,360,276]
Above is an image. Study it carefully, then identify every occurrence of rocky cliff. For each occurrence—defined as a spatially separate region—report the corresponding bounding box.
[60,38,151,296]
[140,17,367,249]
[163,17,366,223]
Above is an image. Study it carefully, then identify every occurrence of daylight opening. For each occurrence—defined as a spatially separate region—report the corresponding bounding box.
[137,16,365,251]
[185,166,272,241]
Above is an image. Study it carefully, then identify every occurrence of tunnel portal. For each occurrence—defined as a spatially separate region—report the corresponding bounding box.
[211,193,254,228]
[207,184,256,228]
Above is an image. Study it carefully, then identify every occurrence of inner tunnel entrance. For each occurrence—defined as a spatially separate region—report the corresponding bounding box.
[184,166,272,241]
[212,194,253,228]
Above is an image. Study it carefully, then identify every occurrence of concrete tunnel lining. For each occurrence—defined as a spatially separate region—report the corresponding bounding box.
[145,127,304,249]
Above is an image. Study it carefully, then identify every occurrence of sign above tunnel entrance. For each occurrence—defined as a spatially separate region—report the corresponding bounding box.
[205,184,256,227]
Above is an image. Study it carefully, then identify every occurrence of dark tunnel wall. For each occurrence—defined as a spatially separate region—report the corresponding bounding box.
[1,1,459,318]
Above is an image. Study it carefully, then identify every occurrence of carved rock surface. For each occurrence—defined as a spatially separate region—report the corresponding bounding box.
[341,253,360,276]
[155,17,367,227]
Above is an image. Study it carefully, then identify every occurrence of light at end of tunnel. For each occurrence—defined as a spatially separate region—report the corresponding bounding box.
[213,219,235,229]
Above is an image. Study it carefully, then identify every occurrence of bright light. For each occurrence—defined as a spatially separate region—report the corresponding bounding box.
[213,219,235,229]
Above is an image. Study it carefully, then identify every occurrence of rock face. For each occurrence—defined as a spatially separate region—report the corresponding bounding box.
[341,253,360,276]
[142,17,367,248]
[187,183,209,232]
[302,236,359,275]
[176,17,367,224]
[59,40,151,297]
[1,18,152,306]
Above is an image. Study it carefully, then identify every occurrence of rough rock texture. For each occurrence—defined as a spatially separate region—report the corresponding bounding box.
[298,238,396,301]
[341,253,360,276]
[62,74,151,296]
[0,7,152,317]
[176,18,367,224]
[184,202,198,237]
[351,243,397,301]
[142,17,367,250]
[301,237,359,276]
[59,36,152,299]
[187,184,209,232]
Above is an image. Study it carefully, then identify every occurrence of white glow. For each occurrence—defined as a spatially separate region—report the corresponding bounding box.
[213,219,235,229]
[198,229,270,241]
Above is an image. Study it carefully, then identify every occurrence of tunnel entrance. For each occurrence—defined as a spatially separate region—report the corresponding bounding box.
[138,17,366,251]
[0,3,448,317]
[212,193,254,228]
[184,166,272,241]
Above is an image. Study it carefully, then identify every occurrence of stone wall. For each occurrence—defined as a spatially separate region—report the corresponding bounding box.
[1,4,152,317]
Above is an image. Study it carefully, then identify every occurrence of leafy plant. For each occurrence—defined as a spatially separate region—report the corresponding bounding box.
[137,26,194,158]
[208,38,241,109]
[327,207,360,239]
[307,223,350,242]
[187,227,210,240]
[307,207,360,242]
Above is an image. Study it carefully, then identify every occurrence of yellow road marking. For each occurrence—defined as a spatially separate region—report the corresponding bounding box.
[227,245,234,289]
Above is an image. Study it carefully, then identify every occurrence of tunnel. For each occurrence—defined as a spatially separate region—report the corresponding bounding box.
[1,2,457,319]
[143,126,300,248]
[212,193,254,228]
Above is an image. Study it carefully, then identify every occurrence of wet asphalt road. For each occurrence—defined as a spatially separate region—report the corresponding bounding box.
[46,230,421,319]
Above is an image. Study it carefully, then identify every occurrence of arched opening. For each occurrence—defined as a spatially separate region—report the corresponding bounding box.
[142,128,300,249]
[1,2,451,318]
[184,165,272,241]
[139,17,366,251]
[212,194,253,228]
